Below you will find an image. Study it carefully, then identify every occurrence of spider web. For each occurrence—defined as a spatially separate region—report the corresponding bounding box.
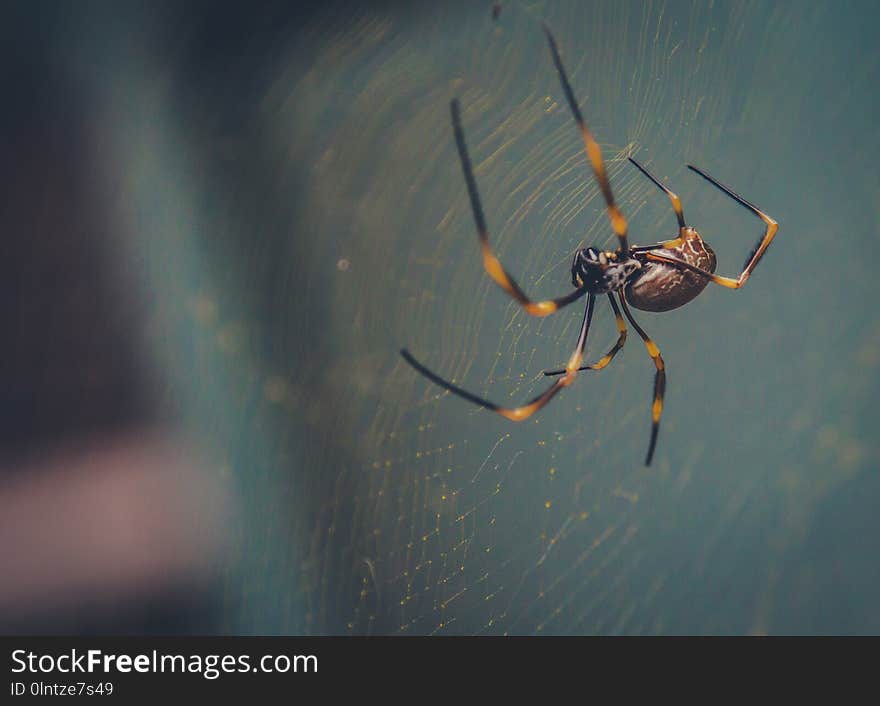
[93,0,880,634]
[271,0,773,635]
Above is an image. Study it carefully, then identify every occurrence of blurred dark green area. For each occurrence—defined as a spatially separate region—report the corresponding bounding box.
[3,0,878,634]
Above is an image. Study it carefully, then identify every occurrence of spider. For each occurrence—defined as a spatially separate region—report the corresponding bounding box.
[401,25,778,466]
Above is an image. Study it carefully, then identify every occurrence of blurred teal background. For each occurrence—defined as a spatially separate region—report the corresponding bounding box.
[12,0,878,634]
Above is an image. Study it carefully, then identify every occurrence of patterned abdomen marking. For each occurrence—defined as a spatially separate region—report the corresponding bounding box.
[626,233,717,312]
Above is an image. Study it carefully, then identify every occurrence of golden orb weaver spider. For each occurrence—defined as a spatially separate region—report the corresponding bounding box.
[401,25,778,466]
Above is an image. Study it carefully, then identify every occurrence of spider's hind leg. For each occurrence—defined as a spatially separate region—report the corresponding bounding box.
[618,293,665,466]
[543,294,627,376]
[627,157,692,250]
[401,295,596,422]
[685,164,778,288]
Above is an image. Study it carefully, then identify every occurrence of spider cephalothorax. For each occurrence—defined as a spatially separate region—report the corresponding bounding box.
[571,247,641,293]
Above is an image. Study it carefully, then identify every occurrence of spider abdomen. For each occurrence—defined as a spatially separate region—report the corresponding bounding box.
[626,232,717,312]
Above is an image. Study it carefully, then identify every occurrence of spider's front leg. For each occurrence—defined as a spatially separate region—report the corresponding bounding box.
[544,25,630,253]
[451,99,586,317]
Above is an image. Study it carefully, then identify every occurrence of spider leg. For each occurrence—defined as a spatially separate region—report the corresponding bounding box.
[653,164,777,289]
[402,295,595,421]
[628,157,690,250]
[618,293,665,466]
[543,294,627,376]
[451,99,586,317]
[544,25,629,252]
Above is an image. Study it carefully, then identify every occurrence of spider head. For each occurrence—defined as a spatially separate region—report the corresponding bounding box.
[571,247,641,293]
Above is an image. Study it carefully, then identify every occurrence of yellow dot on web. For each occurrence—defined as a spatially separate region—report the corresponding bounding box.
[545,500,552,509]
